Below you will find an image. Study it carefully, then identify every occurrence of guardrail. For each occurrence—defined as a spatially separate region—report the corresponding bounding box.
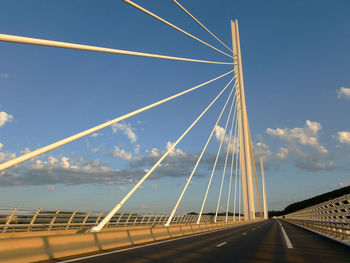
[283,194,350,245]
[0,206,239,233]
[0,219,262,263]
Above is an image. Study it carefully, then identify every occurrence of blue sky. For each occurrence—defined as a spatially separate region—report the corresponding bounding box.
[0,0,350,214]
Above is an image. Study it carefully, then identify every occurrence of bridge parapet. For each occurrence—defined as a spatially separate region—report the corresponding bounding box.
[0,206,239,233]
[283,194,350,246]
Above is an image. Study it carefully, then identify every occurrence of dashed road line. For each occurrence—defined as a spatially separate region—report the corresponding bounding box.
[57,224,253,263]
[216,242,228,247]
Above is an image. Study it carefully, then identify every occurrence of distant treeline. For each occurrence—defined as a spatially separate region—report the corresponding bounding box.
[269,185,350,217]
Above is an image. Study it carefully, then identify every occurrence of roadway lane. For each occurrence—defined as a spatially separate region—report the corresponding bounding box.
[54,220,350,263]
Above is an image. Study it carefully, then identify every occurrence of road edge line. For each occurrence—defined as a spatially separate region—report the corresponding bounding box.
[283,220,350,248]
[278,221,293,249]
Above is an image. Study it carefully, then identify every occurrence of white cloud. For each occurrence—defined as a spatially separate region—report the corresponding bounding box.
[0,111,13,127]
[254,138,336,172]
[253,142,289,170]
[0,73,9,78]
[30,156,76,170]
[61,157,70,168]
[0,152,16,163]
[111,146,132,160]
[130,142,210,179]
[112,123,137,143]
[166,141,185,157]
[337,87,350,100]
[215,125,226,142]
[336,131,350,145]
[0,142,3,151]
[276,147,289,160]
[254,142,271,157]
[48,156,58,166]
[149,148,160,157]
[263,121,337,171]
[20,147,31,155]
[91,132,103,138]
[60,157,78,169]
[32,160,44,169]
[214,125,238,152]
[267,120,327,153]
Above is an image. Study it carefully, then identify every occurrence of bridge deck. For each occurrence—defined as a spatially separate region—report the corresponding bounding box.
[50,220,350,263]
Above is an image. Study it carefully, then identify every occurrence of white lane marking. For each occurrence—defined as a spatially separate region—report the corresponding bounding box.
[242,232,247,235]
[57,224,254,263]
[216,242,228,247]
[278,221,293,249]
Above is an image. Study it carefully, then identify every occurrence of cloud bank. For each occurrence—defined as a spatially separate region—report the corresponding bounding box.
[0,142,224,187]
[262,120,336,171]
[266,120,327,153]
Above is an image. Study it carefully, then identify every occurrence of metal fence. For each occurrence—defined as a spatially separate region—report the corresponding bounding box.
[283,194,350,241]
[0,206,237,233]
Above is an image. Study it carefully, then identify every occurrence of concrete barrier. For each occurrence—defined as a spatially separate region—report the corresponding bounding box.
[151,227,170,241]
[0,220,264,263]
[128,228,155,245]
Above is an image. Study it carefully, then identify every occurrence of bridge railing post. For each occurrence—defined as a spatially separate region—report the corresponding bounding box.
[140,213,147,225]
[66,210,77,230]
[48,209,60,231]
[173,215,179,224]
[125,213,132,226]
[181,215,188,224]
[132,214,139,227]
[115,212,124,227]
[158,214,164,224]
[2,206,18,233]
[146,213,153,225]
[81,211,91,230]
[27,208,41,232]
[178,215,183,224]
[95,211,104,227]
[152,214,159,226]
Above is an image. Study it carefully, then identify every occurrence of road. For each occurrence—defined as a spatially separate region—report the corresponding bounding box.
[55,220,350,263]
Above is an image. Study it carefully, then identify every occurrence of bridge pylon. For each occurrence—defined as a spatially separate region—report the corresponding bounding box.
[231,19,256,220]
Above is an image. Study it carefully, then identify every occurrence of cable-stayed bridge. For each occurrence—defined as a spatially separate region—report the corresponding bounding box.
[0,1,349,262]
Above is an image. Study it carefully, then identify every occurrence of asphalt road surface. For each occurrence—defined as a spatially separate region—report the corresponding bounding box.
[55,220,350,263]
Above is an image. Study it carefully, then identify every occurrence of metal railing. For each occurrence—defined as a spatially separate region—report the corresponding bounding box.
[283,194,350,242]
[0,206,239,233]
